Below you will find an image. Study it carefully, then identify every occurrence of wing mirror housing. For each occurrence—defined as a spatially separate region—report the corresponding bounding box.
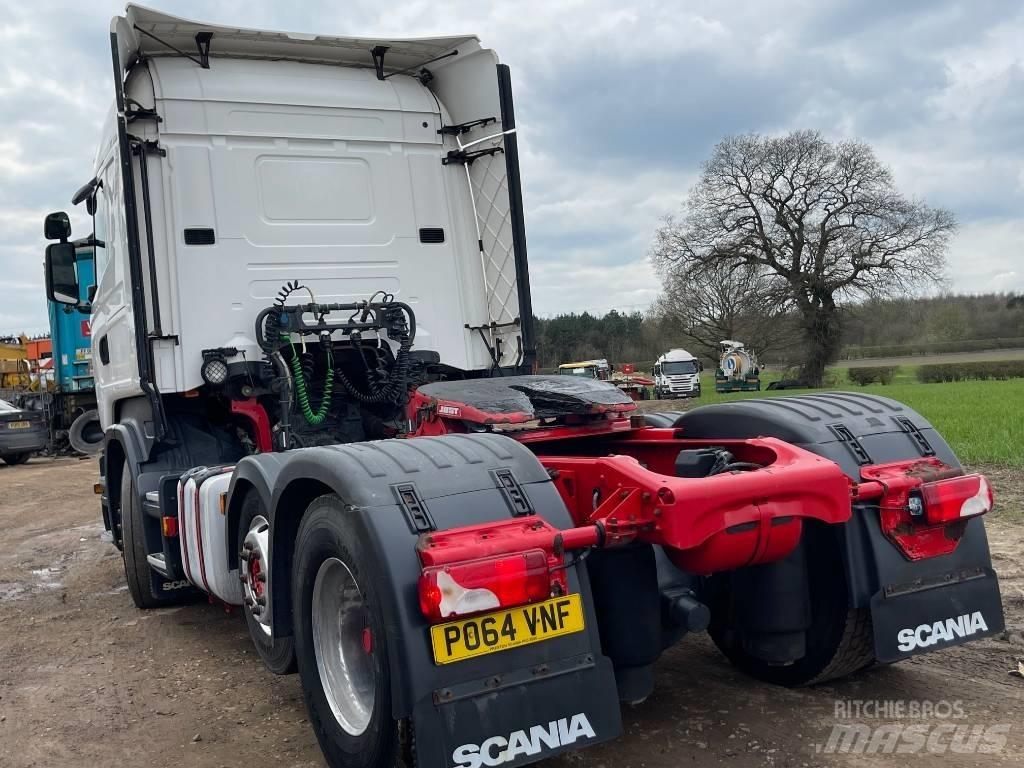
[45,242,80,306]
[44,211,72,241]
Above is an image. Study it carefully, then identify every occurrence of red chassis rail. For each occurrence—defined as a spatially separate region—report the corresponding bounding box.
[411,409,992,583]
[412,413,857,575]
[533,430,852,573]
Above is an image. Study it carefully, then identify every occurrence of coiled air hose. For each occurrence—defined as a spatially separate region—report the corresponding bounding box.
[285,337,333,425]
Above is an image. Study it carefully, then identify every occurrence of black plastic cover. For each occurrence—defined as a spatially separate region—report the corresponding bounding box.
[183,227,215,245]
[674,447,722,478]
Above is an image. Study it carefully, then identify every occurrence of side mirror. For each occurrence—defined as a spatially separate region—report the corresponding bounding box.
[44,212,72,241]
[45,242,80,305]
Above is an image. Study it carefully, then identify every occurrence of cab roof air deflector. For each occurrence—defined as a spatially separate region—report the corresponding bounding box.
[115,4,478,75]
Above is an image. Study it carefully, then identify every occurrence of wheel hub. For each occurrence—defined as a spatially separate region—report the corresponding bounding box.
[241,515,272,636]
[312,557,375,736]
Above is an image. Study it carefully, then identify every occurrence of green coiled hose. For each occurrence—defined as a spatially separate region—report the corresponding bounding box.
[285,337,333,425]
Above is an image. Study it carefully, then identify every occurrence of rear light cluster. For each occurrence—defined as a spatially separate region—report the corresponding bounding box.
[861,461,995,561]
[419,550,555,622]
[416,518,568,623]
[918,474,993,524]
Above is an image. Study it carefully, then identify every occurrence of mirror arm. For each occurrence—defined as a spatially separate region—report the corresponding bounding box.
[71,177,101,206]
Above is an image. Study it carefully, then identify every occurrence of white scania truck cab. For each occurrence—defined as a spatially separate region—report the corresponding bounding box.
[653,349,702,399]
[40,8,569,765]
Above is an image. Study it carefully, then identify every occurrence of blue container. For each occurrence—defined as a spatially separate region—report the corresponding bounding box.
[47,248,95,392]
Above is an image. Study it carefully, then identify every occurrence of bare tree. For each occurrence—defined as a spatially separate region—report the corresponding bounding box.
[652,130,955,385]
[652,261,798,364]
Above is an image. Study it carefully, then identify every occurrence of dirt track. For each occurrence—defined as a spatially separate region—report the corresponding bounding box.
[1,457,1022,768]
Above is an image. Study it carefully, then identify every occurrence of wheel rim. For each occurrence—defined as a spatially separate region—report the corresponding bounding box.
[312,557,375,736]
[241,515,272,637]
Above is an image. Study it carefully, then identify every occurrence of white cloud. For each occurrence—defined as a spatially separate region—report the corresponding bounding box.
[946,219,1024,294]
[531,257,661,317]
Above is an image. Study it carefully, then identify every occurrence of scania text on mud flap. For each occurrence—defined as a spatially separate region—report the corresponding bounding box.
[53,6,1005,768]
[896,611,989,652]
[451,713,597,768]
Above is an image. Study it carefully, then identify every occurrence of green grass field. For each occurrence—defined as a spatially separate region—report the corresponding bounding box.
[650,371,1024,466]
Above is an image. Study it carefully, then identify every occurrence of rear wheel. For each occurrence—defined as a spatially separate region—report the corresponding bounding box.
[2,452,30,465]
[238,491,296,674]
[708,528,874,686]
[292,494,399,768]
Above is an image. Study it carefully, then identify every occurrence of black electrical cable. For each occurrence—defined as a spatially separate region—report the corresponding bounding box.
[709,462,763,475]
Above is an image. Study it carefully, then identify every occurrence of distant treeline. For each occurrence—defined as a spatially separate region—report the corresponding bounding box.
[534,310,665,370]
[533,293,1024,369]
[840,294,1024,358]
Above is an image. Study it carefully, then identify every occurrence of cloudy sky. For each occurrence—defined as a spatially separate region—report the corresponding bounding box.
[1,0,1022,335]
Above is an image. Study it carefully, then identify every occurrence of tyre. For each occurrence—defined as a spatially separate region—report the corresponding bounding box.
[708,526,874,687]
[292,494,400,768]
[641,411,686,428]
[238,491,296,674]
[68,409,103,455]
[2,452,30,466]
[120,469,164,609]
[120,469,193,609]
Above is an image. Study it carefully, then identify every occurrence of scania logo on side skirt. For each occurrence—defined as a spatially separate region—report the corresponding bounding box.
[452,713,596,768]
[896,611,988,652]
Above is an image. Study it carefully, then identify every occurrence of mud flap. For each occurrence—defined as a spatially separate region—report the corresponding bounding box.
[147,566,196,600]
[870,567,1004,663]
[412,653,621,768]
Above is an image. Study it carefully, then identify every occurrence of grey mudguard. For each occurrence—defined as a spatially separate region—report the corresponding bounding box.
[679,392,1005,656]
[229,433,622,767]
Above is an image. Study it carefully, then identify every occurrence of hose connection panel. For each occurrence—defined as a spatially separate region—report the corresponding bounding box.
[255,282,418,450]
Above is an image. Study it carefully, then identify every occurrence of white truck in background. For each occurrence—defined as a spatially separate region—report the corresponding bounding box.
[652,348,702,399]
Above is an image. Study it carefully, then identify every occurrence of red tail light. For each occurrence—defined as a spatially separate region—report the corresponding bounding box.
[920,474,993,524]
[419,549,554,623]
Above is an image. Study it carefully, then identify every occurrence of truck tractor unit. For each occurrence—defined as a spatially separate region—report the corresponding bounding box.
[653,348,702,399]
[557,359,611,379]
[715,339,760,393]
[43,7,1004,768]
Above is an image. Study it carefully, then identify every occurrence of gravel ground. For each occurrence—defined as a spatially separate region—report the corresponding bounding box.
[1,456,1021,768]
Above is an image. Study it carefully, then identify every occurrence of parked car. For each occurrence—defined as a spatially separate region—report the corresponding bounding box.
[0,398,47,465]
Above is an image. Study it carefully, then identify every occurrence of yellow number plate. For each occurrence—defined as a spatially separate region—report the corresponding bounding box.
[430,594,584,665]
[7,421,30,429]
